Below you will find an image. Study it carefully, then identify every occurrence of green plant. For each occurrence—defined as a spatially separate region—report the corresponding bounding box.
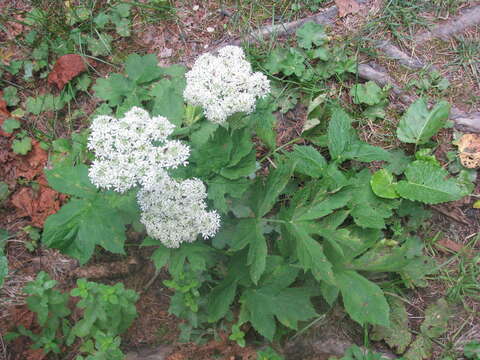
[38,27,474,350]
[7,272,138,357]
[464,340,480,360]
[22,225,41,252]
[0,229,9,288]
[332,345,397,360]
[407,71,450,96]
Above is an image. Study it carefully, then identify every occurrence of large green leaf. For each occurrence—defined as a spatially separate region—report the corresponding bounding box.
[246,219,267,284]
[420,298,450,338]
[93,74,135,107]
[345,169,399,229]
[296,22,328,49]
[350,81,384,106]
[250,98,277,150]
[240,283,316,341]
[370,169,399,199]
[150,78,185,127]
[190,127,233,176]
[397,99,450,145]
[207,176,250,214]
[45,164,97,199]
[283,223,335,284]
[396,161,470,204]
[42,197,127,264]
[286,145,327,178]
[124,53,163,84]
[207,279,238,323]
[335,270,390,327]
[254,160,296,217]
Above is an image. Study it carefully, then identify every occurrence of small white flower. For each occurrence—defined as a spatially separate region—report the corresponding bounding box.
[183,45,270,124]
[88,107,189,193]
[138,177,221,248]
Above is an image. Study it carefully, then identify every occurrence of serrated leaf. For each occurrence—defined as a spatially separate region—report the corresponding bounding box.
[370,169,399,199]
[404,335,432,360]
[350,81,384,106]
[26,94,65,115]
[12,137,32,155]
[45,164,97,199]
[420,298,449,338]
[249,98,277,150]
[220,150,256,180]
[3,86,19,106]
[296,22,328,49]
[246,220,267,284]
[240,284,316,341]
[283,222,335,284]
[396,161,470,204]
[254,160,296,217]
[286,145,327,178]
[386,149,412,175]
[335,269,390,327]
[2,118,21,133]
[150,78,185,127]
[87,33,112,56]
[115,18,130,37]
[293,191,350,221]
[397,99,450,145]
[207,176,250,214]
[42,197,127,264]
[125,54,163,84]
[345,169,398,229]
[371,297,412,353]
[207,279,238,322]
[93,74,135,106]
[343,141,391,162]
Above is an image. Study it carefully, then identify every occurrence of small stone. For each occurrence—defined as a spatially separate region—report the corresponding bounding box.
[206,27,215,33]
[192,5,199,11]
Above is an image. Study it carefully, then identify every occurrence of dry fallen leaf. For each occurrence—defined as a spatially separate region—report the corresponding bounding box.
[457,133,480,169]
[11,181,63,227]
[47,54,87,90]
[335,0,361,17]
[13,140,48,180]
[437,238,464,253]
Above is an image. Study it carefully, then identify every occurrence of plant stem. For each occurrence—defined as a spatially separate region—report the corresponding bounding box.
[259,137,302,163]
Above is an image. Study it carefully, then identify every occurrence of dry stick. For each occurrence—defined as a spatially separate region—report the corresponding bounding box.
[358,63,480,133]
[416,5,480,44]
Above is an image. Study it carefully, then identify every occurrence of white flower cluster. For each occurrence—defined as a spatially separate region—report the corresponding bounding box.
[88,107,190,193]
[183,45,270,124]
[138,176,221,248]
[88,107,220,247]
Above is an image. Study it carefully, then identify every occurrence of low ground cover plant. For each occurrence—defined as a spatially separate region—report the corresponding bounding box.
[3,20,475,359]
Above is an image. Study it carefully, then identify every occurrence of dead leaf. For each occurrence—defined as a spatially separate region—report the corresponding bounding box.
[47,54,87,90]
[11,179,63,227]
[457,133,480,169]
[335,0,361,17]
[13,140,48,180]
[437,239,464,253]
[70,257,139,279]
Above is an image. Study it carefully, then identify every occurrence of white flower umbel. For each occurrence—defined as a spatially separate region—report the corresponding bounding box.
[183,45,270,124]
[88,107,190,193]
[137,176,221,248]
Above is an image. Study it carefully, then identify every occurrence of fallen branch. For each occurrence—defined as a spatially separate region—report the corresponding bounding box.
[416,5,480,44]
[357,63,480,133]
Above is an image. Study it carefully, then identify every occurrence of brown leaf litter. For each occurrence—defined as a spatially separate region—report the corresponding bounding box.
[47,54,88,90]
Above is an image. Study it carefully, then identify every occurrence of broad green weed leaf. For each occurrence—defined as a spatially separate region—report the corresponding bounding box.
[246,220,267,284]
[293,191,350,221]
[284,223,335,284]
[12,137,32,155]
[207,279,237,322]
[115,18,130,37]
[207,176,250,214]
[150,78,185,127]
[3,86,19,106]
[343,142,391,162]
[264,48,289,74]
[2,118,21,133]
[370,169,399,199]
[190,127,233,176]
[345,170,398,229]
[286,145,327,178]
[240,285,316,341]
[371,297,412,353]
[42,197,127,264]
[397,99,450,145]
[228,128,254,167]
[296,22,328,49]
[26,94,65,115]
[335,270,390,327]
[220,150,256,180]
[396,161,470,204]
[190,122,219,148]
[87,33,112,56]
[404,335,432,360]
[249,98,277,149]
[125,54,162,84]
[255,160,296,217]
[45,164,97,199]
[386,149,412,175]
[420,298,450,338]
[350,81,384,106]
[93,74,134,106]
[327,107,356,160]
